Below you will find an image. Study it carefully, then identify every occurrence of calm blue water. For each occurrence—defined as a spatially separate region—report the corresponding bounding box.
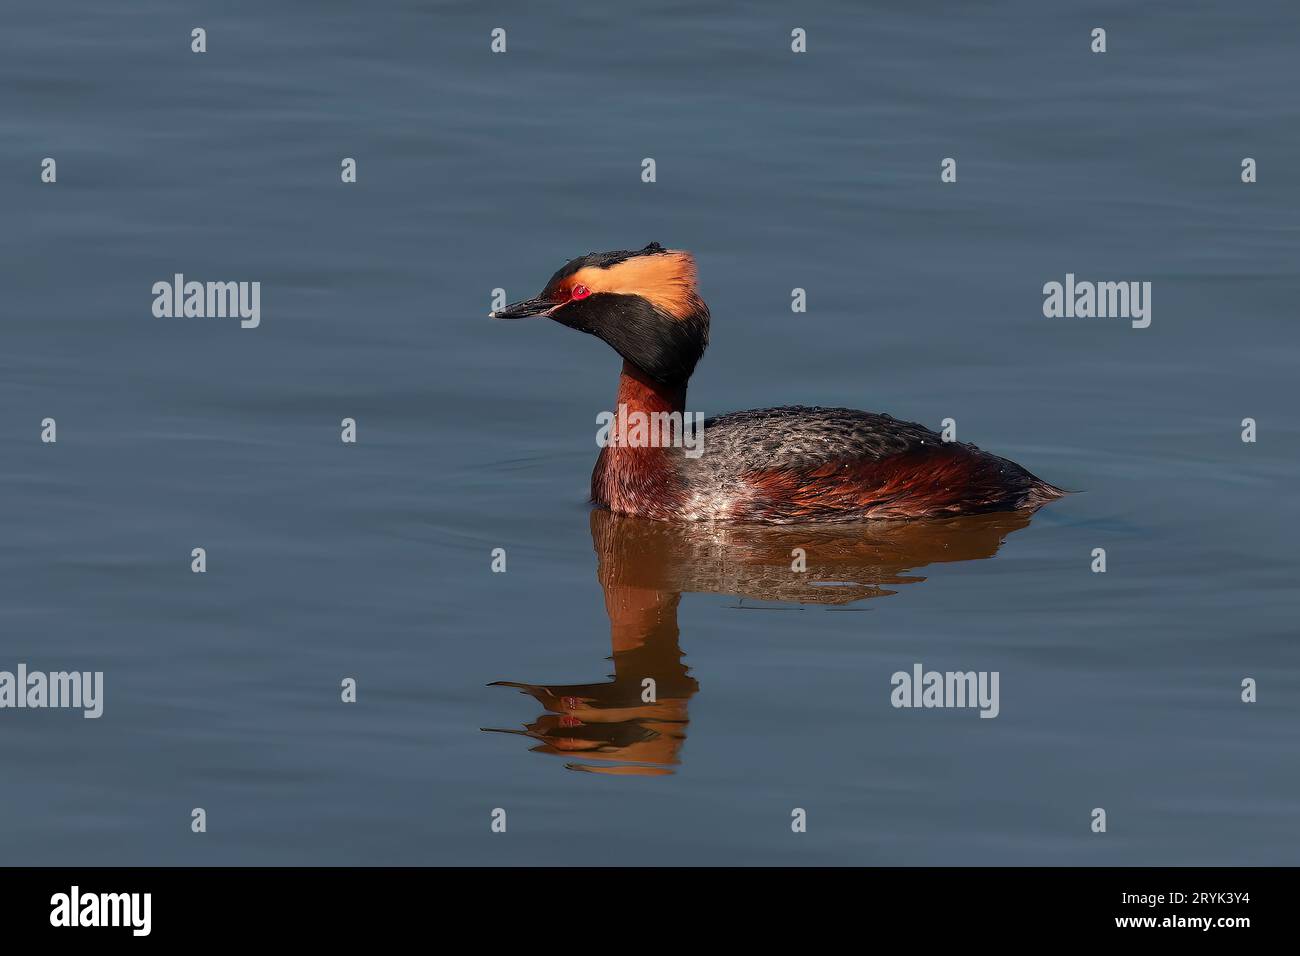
[1,0,1297,864]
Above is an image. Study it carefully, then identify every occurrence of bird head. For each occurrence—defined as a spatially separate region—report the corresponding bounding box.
[492,242,710,386]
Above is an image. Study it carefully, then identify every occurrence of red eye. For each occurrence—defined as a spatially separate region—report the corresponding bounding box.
[571,284,591,300]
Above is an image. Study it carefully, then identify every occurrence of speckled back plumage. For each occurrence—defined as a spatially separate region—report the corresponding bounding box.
[658,406,1065,523]
[694,406,941,471]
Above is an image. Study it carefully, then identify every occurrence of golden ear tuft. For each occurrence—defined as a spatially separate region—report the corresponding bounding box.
[570,250,699,318]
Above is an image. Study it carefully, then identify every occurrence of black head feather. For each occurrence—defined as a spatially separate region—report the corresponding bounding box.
[546,242,668,289]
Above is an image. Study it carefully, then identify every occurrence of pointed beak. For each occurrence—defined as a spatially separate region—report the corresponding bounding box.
[489,295,558,319]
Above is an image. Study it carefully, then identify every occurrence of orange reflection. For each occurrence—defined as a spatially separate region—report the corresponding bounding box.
[486,508,1037,774]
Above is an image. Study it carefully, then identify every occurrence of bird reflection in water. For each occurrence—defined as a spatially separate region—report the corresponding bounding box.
[484,508,1036,775]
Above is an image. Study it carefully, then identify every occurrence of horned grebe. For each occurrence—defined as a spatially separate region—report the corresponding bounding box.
[493,243,1065,523]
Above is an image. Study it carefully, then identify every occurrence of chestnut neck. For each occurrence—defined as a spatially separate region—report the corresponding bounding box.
[614,361,687,416]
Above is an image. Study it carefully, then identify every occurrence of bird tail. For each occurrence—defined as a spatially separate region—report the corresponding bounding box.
[1022,477,1071,508]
